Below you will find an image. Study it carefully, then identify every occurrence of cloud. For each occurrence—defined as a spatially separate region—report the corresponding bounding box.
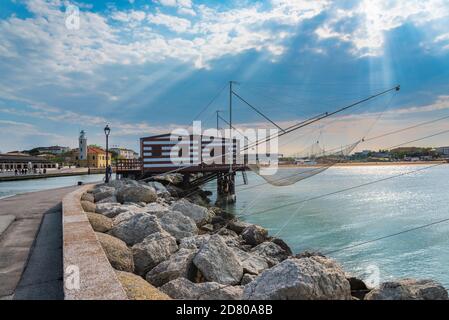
[0,0,330,73]
[147,12,191,33]
[315,0,449,57]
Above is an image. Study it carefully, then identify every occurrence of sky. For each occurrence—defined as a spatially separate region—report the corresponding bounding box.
[0,0,449,155]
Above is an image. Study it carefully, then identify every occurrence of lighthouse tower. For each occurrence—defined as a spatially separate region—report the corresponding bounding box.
[79,130,87,161]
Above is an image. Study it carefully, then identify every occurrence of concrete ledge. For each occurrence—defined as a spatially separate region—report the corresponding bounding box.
[62,184,128,300]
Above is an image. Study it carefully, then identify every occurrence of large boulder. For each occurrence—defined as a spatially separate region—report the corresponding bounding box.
[145,202,170,214]
[92,185,115,195]
[179,234,211,250]
[94,189,116,203]
[228,220,252,234]
[193,235,243,285]
[243,257,352,300]
[250,241,289,267]
[153,173,184,185]
[81,200,96,213]
[232,247,269,275]
[108,213,164,246]
[111,204,157,225]
[170,199,211,226]
[95,202,127,217]
[96,232,134,272]
[365,279,448,300]
[115,270,171,300]
[146,248,198,287]
[87,212,113,232]
[107,179,126,189]
[159,211,198,240]
[271,238,293,256]
[241,225,268,246]
[96,195,118,204]
[81,192,95,203]
[147,181,170,197]
[116,185,157,204]
[241,274,257,285]
[132,231,178,275]
[160,278,243,300]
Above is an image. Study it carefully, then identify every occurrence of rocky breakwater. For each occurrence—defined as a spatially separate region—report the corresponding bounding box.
[80,174,449,300]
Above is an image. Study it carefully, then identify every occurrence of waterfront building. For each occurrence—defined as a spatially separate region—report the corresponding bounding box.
[436,146,449,156]
[72,146,111,168]
[0,153,56,172]
[71,130,111,168]
[110,147,139,159]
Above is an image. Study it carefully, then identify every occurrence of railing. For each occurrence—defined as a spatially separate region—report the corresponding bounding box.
[115,159,142,172]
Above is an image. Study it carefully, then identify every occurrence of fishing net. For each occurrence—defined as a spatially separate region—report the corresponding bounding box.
[247,140,361,186]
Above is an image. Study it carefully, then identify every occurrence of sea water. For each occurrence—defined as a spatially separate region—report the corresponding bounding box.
[0,174,105,199]
[205,164,449,288]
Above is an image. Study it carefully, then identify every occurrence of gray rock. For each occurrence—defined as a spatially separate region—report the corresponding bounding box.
[170,199,211,226]
[145,202,169,214]
[243,257,352,300]
[153,173,184,185]
[106,179,126,189]
[365,279,448,300]
[94,189,116,202]
[193,235,243,285]
[159,211,198,240]
[250,241,289,267]
[228,220,253,234]
[241,225,268,246]
[147,181,170,197]
[160,278,243,300]
[95,202,126,217]
[232,247,269,275]
[92,185,115,195]
[241,274,257,285]
[200,224,214,232]
[179,234,211,250]
[132,231,178,275]
[271,238,293,256]
[96,195,118,204]
[146,248,198,287]
[116,185,158,204]
[113,208,150,225]
[109,213,164,246]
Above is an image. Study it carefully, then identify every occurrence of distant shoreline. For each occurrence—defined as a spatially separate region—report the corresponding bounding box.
[278,161,447,168]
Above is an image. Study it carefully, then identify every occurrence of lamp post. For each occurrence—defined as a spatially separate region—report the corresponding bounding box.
[104,124,111,183]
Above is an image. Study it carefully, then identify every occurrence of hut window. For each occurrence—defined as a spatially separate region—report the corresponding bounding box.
[210,148,214,157]
[178,148,183,157]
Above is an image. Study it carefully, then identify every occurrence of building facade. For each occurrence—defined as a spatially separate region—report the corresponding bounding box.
[0,153,56,172]
[73,146,112,168]
[436,146,449,156]
[110,147,139,159]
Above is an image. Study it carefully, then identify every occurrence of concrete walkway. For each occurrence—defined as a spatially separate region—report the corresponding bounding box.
[0,186,79,299]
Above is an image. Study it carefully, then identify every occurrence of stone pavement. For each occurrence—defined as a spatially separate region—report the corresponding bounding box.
[0,186,79,299]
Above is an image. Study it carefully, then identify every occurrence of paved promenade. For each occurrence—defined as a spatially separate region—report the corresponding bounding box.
[0,186,79,299]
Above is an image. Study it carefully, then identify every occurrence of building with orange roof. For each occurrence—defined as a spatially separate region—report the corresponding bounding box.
[72,131,111,168]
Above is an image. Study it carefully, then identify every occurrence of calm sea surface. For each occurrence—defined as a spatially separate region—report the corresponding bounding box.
[0,174,104,199]
[205,164,449,288]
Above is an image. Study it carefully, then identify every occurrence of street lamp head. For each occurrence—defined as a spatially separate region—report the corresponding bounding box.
[104,124,111,136]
